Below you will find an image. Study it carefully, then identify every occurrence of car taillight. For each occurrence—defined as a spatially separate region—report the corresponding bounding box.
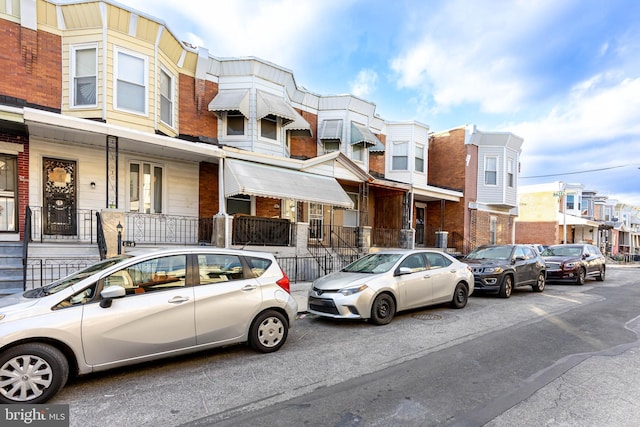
[276,268,291,293]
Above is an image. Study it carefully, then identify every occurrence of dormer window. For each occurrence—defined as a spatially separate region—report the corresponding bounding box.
[323,140,340,154]
[226,111,245,136]
[352,143,364,162]
[260,114,278,141]
[71,45,97,107]
[159,68,174,127]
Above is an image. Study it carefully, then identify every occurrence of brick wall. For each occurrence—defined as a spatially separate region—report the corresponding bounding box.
[0,131,29,239]
[289,110,318,158]
[256,197,280,217]
[198,162,219,217]
[428,128,467,191]
[368,133,386,176]
[0,19,61,110]
[178,75,218,139]
[470,210,513,248]
[515,221,558,245]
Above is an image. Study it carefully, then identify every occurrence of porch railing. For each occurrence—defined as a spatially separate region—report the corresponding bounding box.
[124,213,202,245]
[25,258,97,289]
[232,216,293,246]
[276,254,357,283]
[29,206,97,243]
[22,206,32,291]
[372,228,402,248]
[96,211,107,260]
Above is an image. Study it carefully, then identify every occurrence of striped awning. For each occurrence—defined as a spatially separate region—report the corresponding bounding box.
[319,119,343,141]
[208,89,250,118]
[256,90,297,125]
[351,122,382,148]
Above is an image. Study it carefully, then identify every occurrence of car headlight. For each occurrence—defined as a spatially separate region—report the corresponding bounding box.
[484,266,503,274]
[340,285,368,296]
[564,263,576,269]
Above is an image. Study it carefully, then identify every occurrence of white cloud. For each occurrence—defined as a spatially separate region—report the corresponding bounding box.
[350,69,378,98]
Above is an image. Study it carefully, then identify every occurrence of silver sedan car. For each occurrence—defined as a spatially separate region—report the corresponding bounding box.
[308,249,474,325]
[0,247,297,404]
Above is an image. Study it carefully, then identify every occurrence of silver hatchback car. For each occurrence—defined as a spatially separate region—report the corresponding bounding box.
[0,247,297,404]
[308,249,474,325]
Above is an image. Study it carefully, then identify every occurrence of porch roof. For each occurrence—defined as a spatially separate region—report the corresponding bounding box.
[224,159,354,208]
[557,213,600,227]
[413,185,463,202]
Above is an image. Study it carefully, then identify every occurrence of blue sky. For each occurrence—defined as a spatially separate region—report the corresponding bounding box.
[124,0,640,207]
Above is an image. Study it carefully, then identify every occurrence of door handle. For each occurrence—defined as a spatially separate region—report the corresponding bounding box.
[168,296,190,304]
[241,284,258,291]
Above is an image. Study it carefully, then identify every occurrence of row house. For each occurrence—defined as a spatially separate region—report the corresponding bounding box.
[515,182,640,257]
[0,0,522,293]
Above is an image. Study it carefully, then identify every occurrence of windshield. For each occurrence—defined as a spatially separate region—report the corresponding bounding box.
[541,247,582,257]
[466,246,513,261]
[342,253,403,274]
[23,256,131,298]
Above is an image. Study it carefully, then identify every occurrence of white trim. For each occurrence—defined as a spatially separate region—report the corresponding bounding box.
[69,43,98,109]
[113,46,149,116]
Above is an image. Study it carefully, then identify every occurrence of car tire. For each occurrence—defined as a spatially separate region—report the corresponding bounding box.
[450,283,468,309]
[248,310,288,353]
[576,268,586,286]
[532,272,546,292]
[498,275,513,298]
[370,293,396,325]
[0,343,69,404]
[595,267,605,282]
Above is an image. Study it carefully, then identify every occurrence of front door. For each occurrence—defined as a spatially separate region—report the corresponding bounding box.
[415,206,425,246]
[43,158,77,235]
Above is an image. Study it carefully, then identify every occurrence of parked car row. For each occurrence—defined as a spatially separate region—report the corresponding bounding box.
[0,244,606,404]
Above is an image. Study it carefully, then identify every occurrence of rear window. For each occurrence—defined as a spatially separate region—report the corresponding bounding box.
[197,254,245,283]
[246,256,273,277]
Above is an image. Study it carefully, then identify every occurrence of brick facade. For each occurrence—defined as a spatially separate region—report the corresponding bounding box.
[256,197,281,218]
[515,221,558,245]
[198,162,219,218]
[368,134,386,176]
[288,110,318,159]
[0,19,61,110]
[178,75,218,140]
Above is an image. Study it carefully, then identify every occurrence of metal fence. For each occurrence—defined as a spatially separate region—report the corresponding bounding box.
[124,213,202,245]
[25,258,97,289]
[29,207,98,243]
[275,254,359,283]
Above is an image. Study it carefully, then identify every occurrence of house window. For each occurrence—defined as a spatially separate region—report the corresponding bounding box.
[71,46,97,107]
[484,157,497,185]
[392,142,408,170]
[352,143,364,162]
[343,193,359,227]
[226,111,245,136]
[415,144,425,172]
[323,140,340,154]
[227,194,251,215]
[159,68,174,126]
[130,162,163,213]
[507,158,514,187]
[566,194,575,210]
[115,48,148,114]
[260,115,278,141]
[489,216,497,244]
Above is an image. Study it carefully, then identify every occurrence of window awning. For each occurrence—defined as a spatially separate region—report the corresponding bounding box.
[224,159,354,208]
[351,122,382,148]
[319,119,343,141]
[283,108,312,135]
[208,89,250,118]
[256,90,297,125]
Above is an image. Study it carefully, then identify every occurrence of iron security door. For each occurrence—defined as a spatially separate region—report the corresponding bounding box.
[43,158,77,235]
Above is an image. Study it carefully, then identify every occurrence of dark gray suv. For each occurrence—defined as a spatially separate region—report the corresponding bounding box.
[463,244,546,298]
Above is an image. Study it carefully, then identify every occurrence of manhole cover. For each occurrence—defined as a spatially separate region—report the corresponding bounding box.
[412,313,443,321]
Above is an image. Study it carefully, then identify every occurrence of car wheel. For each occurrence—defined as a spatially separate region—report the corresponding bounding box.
[498,275,513,298]
[0,343,69,404]
[532,272,546,292]
[576,268,586,286]
[248,310,288,353]
[370,293,396,325]
[450,283,468,309]
[595,267,605,282]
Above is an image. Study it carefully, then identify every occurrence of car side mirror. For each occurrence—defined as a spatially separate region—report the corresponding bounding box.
[99,285,126,308]
[396,267,413,276]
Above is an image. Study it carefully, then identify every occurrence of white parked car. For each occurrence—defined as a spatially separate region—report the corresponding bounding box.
[0,247,297,404]
[307,249,474,325]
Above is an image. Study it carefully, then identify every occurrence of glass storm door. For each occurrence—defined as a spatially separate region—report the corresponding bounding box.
[43,158,77,235]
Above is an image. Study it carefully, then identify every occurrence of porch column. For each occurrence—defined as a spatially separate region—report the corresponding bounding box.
[295,222,309,256]
[100,209,125,258]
